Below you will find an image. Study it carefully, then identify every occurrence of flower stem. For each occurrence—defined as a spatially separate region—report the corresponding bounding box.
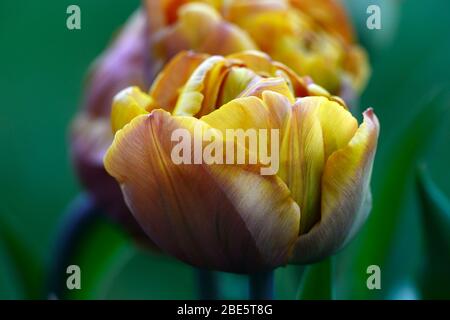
[48,193,100,297]
[196,269,219,300]
[249,270,274,300]
[297,257,333,299]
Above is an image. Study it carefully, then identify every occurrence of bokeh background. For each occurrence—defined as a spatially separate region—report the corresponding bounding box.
[1,0,449,299]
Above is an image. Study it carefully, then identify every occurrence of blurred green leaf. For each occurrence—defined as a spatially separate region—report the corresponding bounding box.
[0,217,43,299]
[0,238,24,299]
[336,90,450,299]
[275,265,305,300]
[417,165,450,299]
[104,250,196,299]
[297,258,332,300]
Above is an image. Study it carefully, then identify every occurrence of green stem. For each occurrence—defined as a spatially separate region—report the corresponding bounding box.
[47,193,100,297]
[297,257,333,300]
[249,271,274,300]
[196,269,219,300]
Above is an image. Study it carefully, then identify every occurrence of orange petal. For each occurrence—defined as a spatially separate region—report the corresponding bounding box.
[227,51,319,99]
[150,3,257,61]
[227,50,278,77]
[289,0,355,43]
[172,55,231,116]
[344,46,371,93]
[149,51,208,112]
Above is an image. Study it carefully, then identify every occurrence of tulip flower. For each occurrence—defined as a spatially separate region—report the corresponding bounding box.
[70,0,369,246]
[103,51,379,273]
[145,0,369,95]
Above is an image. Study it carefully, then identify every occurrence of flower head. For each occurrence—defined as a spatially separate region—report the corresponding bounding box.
[104,51,379,272]
[70,0,370,247]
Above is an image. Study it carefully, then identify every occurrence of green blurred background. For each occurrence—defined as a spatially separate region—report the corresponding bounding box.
[0,0,449,299]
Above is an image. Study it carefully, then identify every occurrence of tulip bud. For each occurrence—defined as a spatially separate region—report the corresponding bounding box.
[104,51,379,273]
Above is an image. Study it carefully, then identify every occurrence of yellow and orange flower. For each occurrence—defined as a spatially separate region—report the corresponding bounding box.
[145,0,369,95]
[70,0,370,247]
[103,51,379,272]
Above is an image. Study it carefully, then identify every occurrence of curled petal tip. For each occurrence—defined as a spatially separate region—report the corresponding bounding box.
[365,107,376,117]
[363,107,374,119]
[362,108,380,136]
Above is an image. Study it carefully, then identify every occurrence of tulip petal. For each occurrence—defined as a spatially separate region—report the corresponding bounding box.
[201,92,292,182]
[149,51,208,112]
[322,109,378,240]
[278,98,325,234]
[302,96,358,158]
[290,109,379,263]
[111,87,153,133]
[104,109,300,272]
[227,50,312,98]
[227,50,278,77]
[201,91,291,133]
[172,55,231,117]
[218,66,261,105]
[203,93,355,235]
[289,0,355,43]
[150,3,257,62]
[73,113,113,166]
[344,46,371,93]
[230,9,300,53]
[239,77,295,103]
[82,10,149,117]
[278,96,357,234]
[224,0,288,24]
